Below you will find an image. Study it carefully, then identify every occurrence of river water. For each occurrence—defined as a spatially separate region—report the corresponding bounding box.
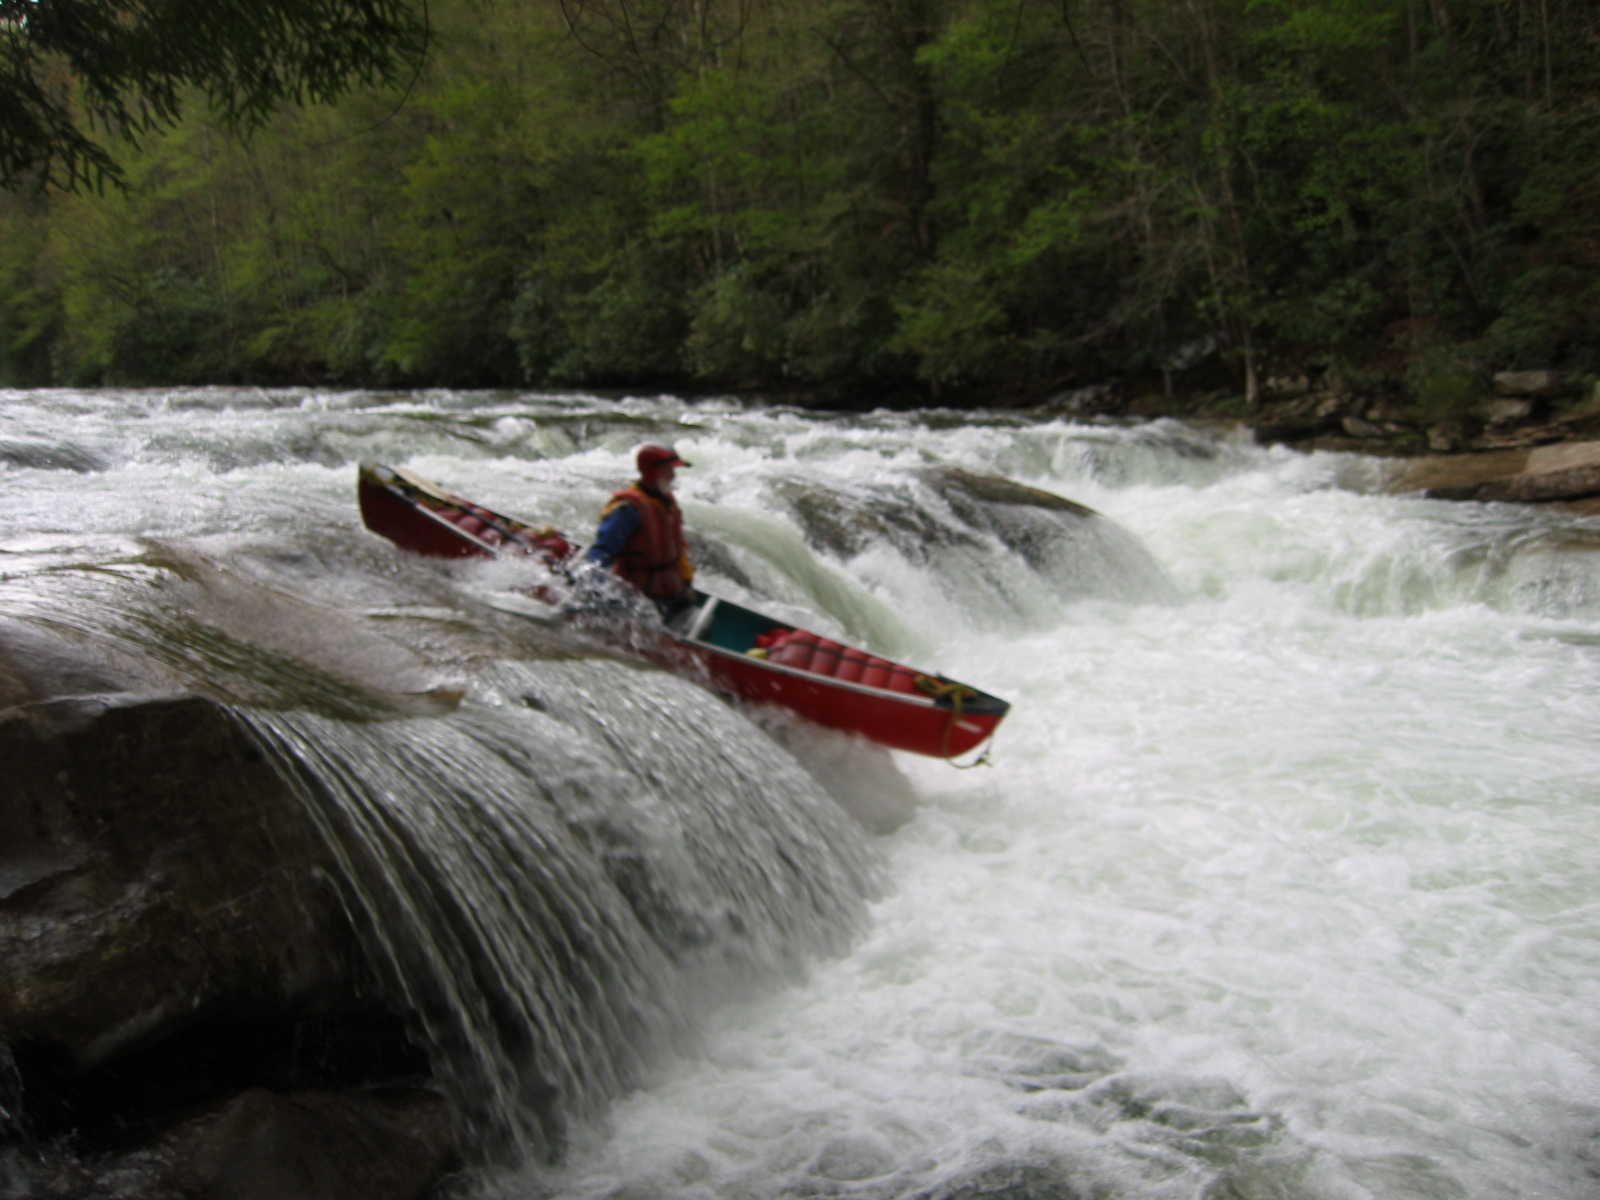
[2,388,1597,1199]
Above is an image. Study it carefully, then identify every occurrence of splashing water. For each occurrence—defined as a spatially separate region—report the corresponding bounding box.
[238,658,877,1159]
[3,388,1598,1198]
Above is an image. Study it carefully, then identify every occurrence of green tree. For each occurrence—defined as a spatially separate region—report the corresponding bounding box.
[222,97,418,382]
[41,117,244,382]
[6,0,1599,397]
[378,2,595,383]
[0,187,58,381]
[892,5,1111,393]
[1,0,429,191]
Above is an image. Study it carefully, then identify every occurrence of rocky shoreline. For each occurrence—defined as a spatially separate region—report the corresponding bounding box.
[1085,368,1600,515]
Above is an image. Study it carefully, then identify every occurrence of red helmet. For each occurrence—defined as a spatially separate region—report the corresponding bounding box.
[636,443,690,473]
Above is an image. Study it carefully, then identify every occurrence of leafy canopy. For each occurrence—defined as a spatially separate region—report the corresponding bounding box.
[1,0,429,191]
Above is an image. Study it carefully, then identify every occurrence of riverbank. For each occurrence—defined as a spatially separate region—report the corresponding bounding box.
[1044,369,1600,514]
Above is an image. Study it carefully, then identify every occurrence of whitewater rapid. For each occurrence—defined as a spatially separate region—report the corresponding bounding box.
[3,389,1597,1199]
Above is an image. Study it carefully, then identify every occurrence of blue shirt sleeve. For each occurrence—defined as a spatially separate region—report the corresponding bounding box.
[584,502,642,567]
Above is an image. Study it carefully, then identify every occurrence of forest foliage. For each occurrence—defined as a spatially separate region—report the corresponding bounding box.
[0,0,429,192]
[1,0,1597,408]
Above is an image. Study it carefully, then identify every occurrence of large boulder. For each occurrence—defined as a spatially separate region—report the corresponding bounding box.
[1386,439,1600,508]
[1493,369,1566,398]
[1,621,450,1197]
[1,695,358,1073]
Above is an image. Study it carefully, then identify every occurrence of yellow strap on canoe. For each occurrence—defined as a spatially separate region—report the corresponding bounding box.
[914,674,974,702]
[914,675,994,768]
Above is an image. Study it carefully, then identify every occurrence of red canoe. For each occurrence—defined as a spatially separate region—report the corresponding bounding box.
[357,463,1010,760]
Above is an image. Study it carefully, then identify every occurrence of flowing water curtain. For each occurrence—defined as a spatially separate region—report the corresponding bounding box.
[237,706,681,1158]
[234,658,880,1156]
[487,659,883,977]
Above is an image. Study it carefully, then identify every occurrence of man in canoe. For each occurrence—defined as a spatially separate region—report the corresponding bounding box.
[580,443,697,621]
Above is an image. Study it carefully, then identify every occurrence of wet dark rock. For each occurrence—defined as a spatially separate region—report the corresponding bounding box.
[1248,394,1345,445]
[929,467,1099,519]
[771,477,988,562]
[786,467,1100,558]
[0,625,450,1193]
[0,694,361,1076]
[924,467,1102,573]
[157,1087,453,1200]
[9,1087,452,1200]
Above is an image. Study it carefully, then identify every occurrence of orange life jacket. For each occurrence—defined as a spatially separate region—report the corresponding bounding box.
[604,486,693,599]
